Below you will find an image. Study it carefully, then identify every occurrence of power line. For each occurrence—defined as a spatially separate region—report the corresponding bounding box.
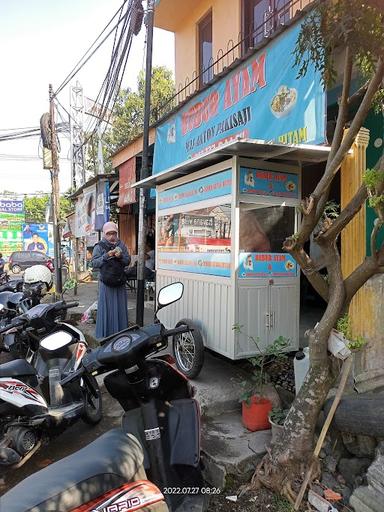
[54,0,130,96]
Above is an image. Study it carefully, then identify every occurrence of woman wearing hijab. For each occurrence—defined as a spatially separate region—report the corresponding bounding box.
[92,221,130,339]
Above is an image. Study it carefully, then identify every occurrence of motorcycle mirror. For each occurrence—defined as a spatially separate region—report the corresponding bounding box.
[156,282,184,313]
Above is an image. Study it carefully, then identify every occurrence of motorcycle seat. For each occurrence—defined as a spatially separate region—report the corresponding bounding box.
[1,428,146,512]
[0,358,37,378]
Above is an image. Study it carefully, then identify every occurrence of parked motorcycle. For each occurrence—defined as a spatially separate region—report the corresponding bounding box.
[2,282,208,512]
[0,273,23,293]
[0,300,102,468]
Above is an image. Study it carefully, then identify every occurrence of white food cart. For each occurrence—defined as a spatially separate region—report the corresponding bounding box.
[135,141,330,377]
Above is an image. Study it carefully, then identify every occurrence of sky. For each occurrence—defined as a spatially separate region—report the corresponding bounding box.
[0,0,175,195]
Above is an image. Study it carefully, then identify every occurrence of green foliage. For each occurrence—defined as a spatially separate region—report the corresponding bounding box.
[103,66,174,155]
[364,168,384,189]
[24,194,72,224]
[272,493,294,512]
[363,168,384,210]
[233,324,290,404]
[293,0,384,94]
[336,314,366,351]
[24,196,49,223]
[269,407,289,426]
[323,200,340,220]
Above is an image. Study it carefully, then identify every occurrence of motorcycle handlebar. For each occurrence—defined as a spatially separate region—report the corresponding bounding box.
[54,301,79,311]
[0,318,25,334]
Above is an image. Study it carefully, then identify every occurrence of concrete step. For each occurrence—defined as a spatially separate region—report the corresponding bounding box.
[201,409,271,489]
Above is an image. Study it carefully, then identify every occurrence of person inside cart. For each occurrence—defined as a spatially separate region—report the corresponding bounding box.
[239,210,271,252]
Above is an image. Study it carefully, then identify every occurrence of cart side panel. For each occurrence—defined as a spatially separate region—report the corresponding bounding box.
[157,271,235,358]
[269,282,299,351]
[236,281,269,358]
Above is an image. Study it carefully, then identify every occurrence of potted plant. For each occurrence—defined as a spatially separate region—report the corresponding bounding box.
[234,327,290,432]
[269,407,289,444]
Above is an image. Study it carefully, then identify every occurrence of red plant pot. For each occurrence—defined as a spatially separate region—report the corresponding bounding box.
[242,397,272,432]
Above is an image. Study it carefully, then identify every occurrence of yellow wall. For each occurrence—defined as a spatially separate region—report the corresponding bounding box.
[156,0,315,100]
[174,0,241,94]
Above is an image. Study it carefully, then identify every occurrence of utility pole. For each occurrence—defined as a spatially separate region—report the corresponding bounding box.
[49,84,63,298]
[136,0,155,326]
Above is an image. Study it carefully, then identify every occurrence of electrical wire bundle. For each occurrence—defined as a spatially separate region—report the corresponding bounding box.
[80,0,144,146]
[0,124,68,142]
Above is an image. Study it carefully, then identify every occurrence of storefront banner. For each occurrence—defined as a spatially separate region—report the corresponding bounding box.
[0,212,25,230]
[153,20,326,174]
[95,181,110,230]
[158,252,231,277]
[239,167,299,199]
[0,198,25,257]
[238,252,297,278]
[0,230,23,257]
[22,223,49,254]
[118,158,137,207]
[158,170,232,210]
[0,197,24,214]
[75,186,97,237]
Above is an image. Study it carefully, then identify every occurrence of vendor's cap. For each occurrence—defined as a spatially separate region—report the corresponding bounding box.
[103,221,118,234]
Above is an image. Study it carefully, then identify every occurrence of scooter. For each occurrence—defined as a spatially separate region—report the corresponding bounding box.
[0,283,50,360]
[1,282,208,512]
[0,273,23,293]
[0,300,102,468]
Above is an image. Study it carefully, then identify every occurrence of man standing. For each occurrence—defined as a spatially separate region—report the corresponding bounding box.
[27,233,45,252]
[92,222,130,339]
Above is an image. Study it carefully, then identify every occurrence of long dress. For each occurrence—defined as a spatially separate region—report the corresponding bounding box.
[92,239,130,340]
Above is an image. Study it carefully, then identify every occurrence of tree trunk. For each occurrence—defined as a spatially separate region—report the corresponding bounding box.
[253,333,335,501]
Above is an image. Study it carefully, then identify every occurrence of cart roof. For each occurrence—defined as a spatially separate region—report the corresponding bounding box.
[132,138,331,189]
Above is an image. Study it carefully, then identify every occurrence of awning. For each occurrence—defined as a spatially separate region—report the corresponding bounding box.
[132,138,331,188]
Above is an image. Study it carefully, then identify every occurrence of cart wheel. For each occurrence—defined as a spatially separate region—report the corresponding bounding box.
[173,319,204,379]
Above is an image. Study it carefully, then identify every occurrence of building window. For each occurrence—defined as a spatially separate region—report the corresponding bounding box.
[198,10,213,87]
[242,0,290,53]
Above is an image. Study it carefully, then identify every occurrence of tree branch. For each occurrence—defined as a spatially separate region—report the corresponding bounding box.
[371,219,384,262]
[329,46,353,160]
[288,246,329,301]
[320,184,368,241]
[347,81,369,106]
[344,256,381,305]
[311,58,384,202]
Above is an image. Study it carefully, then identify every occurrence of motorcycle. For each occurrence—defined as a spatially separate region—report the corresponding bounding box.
[0,283,49,360]
[0,300,102,468]
[1,282,208,512]
[0,273,23,293]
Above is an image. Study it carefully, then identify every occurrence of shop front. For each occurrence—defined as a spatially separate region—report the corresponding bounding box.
[133,18,331,369]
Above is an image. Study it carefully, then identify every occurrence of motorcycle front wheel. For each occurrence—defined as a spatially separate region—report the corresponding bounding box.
[81,374,102,425]
[172,318,204,379]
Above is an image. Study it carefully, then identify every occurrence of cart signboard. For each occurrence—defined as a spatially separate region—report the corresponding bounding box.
[238,252,297,278]
[239,167,299,199]
[158,169,232,210]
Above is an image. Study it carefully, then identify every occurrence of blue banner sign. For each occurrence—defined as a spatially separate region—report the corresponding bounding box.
[239,167,299,199]
[238,252,297,278]
[158,252,231,277]
[153,20,326,174]
[22,223,50,255]
[158,170,232,210]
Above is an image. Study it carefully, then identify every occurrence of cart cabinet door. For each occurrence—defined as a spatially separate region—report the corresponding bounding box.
[236,283,269,358]
[269,282,299,351]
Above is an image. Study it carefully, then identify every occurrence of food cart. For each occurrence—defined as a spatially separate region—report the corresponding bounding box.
[135,140,329,377]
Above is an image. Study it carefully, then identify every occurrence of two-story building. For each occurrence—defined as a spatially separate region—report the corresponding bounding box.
[113,0,384,386]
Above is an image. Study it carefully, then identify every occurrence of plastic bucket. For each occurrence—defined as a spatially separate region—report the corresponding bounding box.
[242,397,272,431]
